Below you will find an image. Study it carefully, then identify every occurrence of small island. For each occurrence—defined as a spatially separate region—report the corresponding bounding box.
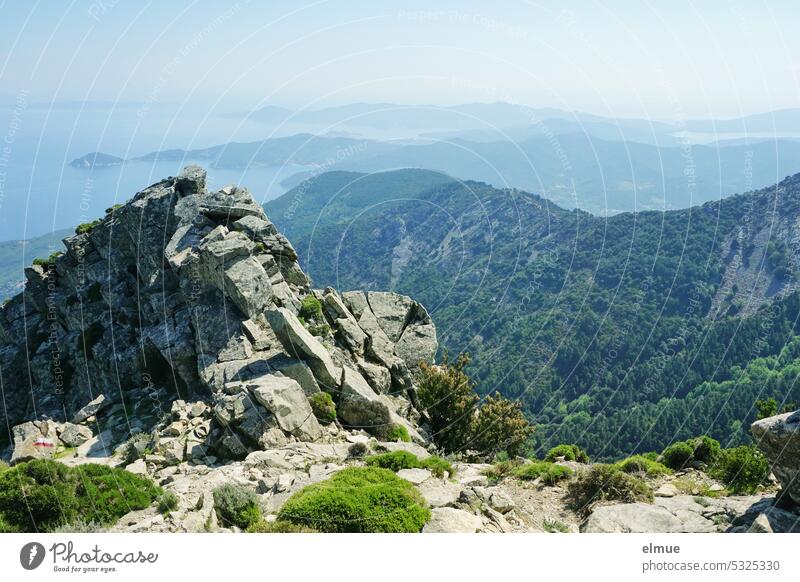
[68,152,125,169]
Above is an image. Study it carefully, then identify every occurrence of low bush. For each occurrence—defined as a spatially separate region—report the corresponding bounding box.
[158,491,179,514]
[348,442,369,458]
[660,436,722,469]
[309,392,336,424]
[364,450,453,478]
[709,446,769,494]
[660,441,694,470]
[566,464,653,515]
[615,455,671,478]
[387,424,411,443]
[691,436,721,465]
[513,461,573,485]
[277,467,430,532]
[364,450,420,472]
[246,519,317,533]
[75,220,102,235]
[420,456,454,479]
[74,464,161,525]
[0,459,160,532]
[213,484,262,529]
[545,444,589,463]
[482,459,524,482]
[298,295,324,322]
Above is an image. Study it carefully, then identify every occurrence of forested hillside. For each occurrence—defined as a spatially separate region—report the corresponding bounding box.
[266,169,800,460]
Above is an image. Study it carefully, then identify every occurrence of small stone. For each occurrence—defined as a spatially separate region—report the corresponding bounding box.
[125,459,148,475]
[655,483,679,498]
[72,394,107,423]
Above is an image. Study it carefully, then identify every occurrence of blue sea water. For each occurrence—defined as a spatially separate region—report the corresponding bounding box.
[0,102,312,242]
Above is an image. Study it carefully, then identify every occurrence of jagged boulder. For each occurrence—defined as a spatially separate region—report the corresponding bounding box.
[1,165,435,463]
[752,410,800,506]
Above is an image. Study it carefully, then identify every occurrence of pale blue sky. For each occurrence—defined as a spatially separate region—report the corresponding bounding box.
[0,0,797,120]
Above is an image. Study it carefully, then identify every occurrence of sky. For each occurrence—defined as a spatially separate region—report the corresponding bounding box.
[0,0,798,121]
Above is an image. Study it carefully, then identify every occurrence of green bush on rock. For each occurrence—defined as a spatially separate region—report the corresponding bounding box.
[387,424,411,443]
[566,464,653,515]
[74,464,161,525]
[545,444,589,463]
[278,467,430,533]
[364,450,453,478]
[309,392,337,424]
[513,461,573,485]
[213,484,262,529]
[615,455,671,477]
[710,445,769,494]
[660,436,721,469]
[365,450,420,472]
[0,459,161,532]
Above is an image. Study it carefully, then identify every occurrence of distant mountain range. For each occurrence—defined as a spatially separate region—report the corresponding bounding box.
[70,130,800,215]
[266,168,800,459]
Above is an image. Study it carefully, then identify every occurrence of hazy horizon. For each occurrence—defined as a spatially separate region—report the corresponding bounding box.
[1,1,799,120]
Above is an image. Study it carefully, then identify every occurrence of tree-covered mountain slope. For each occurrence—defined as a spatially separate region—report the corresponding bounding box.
[266,169,800,460]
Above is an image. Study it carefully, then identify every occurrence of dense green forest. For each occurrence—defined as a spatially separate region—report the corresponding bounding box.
[266,169,800,460]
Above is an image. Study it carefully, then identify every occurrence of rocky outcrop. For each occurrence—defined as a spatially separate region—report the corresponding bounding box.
[752,410,800,506]
[0,166,437,464]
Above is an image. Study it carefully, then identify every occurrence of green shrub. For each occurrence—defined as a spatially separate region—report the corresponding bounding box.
[32,251,63,268]
[105,204,123,214]
[213,484,262,529]
[660,436,721,469]
[364,450,419,472]
[513,461,573,485]
[387,424,411,443]
[74,464,161,525]
[158,491,179,514]
[566,464,653,515]
[470,392,534,458]
[348,442,369,458]
[691,436,721,465]
[0,459,160,532]
[661,441,694,470]
[420,456,454,478]
[309,392,336,424]
[0,459,78,531]
[75,220,102,235]
[482,459,523,482]
[641,452,659,462]
[710,446,769,494]
[0,514,20,532]
[246,519,317,533]
[278,467,430,533]
[616,455,671,478]
[545,444,589,463]
[417,353,479,453]
[299,295,323,321]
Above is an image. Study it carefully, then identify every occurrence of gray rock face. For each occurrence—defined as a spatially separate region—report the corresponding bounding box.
[266,307,341,390]
[582,495,769,533]
[752,410,800,506]
[337,367,393,436]
[1,166,434,461]
[58,423,93,447]
[248,375,322,441]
